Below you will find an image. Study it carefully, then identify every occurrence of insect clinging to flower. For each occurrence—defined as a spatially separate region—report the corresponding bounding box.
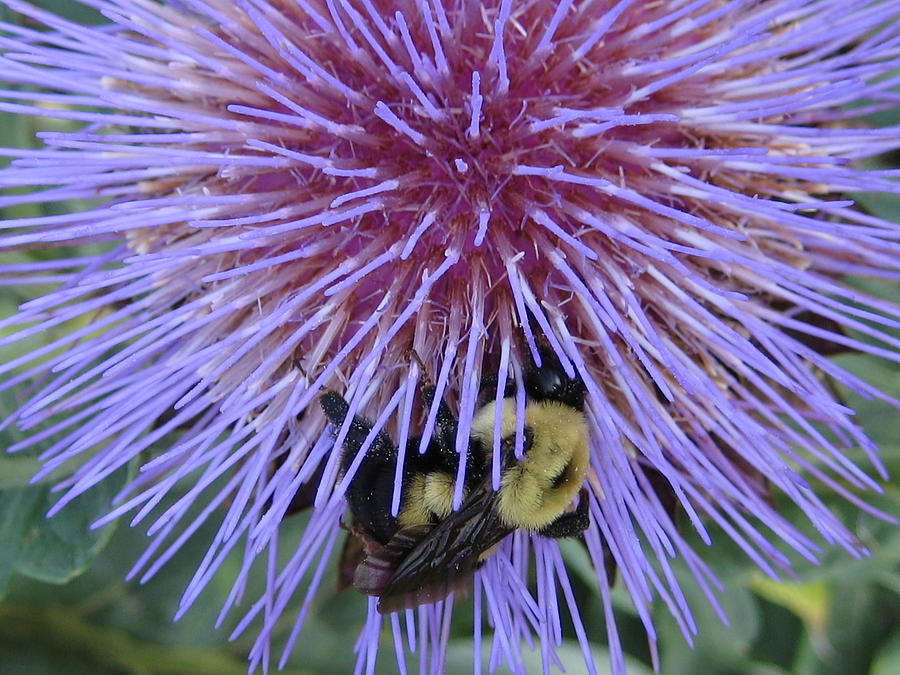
[320,345,591,613]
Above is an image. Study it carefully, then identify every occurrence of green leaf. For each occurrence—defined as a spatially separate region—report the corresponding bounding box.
[0,487,44,593]
[792,583,900,675]
[748,576,830,635]
[872,633,900,675]
[854,191,900,226]
[0,454,43,489]
[0,464,131,595]
[24,1,105,25]
[653,560,762,675]
[0,603,313,675]
[0,387,98,486]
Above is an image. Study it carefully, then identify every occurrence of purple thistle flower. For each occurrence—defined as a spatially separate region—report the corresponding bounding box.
[1,0,899,672]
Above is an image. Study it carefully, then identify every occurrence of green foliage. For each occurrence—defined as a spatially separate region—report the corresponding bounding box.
[0,467,129,591]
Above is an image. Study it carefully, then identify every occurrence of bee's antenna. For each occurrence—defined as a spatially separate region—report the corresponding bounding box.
[408,348,433,387]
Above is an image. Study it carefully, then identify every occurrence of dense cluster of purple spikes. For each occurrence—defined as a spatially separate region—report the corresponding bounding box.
[1,0,899,673]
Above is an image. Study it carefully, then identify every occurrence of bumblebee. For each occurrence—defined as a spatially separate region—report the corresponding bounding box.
[320,346,590,613]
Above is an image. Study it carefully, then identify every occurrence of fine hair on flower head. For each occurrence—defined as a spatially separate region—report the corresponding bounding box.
[0,1,899,674]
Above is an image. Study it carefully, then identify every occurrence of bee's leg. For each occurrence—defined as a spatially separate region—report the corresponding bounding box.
[420,384,458,456]
[408,351,459,470]
[416,386,459,470]
[320,391,400,545]
[320,391,396,465]
[420,384,456,428]
[537,489,590,538]
[409,351,455,432]
[320,389,352,426]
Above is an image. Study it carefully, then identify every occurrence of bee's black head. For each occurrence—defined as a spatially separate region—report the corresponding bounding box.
[524,346,586,411]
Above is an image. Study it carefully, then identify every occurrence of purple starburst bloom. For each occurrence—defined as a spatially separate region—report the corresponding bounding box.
[1,0,899,672]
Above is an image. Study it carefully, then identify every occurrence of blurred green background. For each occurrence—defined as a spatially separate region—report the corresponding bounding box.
[0,2,898,673]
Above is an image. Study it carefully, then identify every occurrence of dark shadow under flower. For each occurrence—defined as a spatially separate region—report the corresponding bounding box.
[1,0,899,673]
